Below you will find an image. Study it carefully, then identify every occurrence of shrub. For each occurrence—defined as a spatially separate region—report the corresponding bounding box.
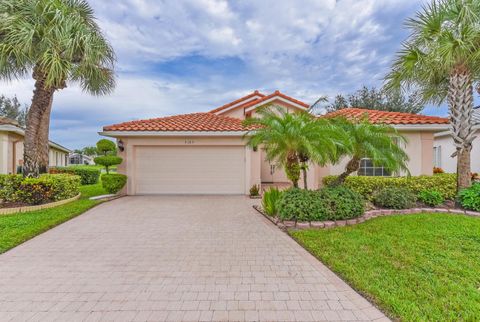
[40,174,81,201]
[0,174,23,201]
[373,187,416,209]
[418,190,444,207]
[323,174,456,201]
[249,184,260,197]
[16,178,55,205]
[278,186,365,221]
[261,187,283,216]
[278,188,314,221]
[94,155,123,174]
[96,139,116,155]
[458,183,480,211]
[50,166,100,185]
[0,174,80,205]
[315,186,365,220]
[101,173,127,194]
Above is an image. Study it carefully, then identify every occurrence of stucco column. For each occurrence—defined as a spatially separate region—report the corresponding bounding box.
[0,134,9,174]
[246,146,261,193]
[421,132,434,175]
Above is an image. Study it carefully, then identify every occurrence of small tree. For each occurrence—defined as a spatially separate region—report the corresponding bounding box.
[94,139,122,174]
[329,117,410,186]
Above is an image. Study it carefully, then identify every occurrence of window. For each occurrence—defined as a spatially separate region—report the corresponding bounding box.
[433,146,442,168]
[358,158,391,177]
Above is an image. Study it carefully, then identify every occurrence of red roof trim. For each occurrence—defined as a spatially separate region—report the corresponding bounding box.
[322,108,449,125]
[209,90,265,114]
[240,90,310,111]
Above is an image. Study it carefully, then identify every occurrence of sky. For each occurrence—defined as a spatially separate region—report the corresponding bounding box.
[0,0,454,149]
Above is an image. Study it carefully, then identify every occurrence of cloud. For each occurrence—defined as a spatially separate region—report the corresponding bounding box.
[1,0,444,149]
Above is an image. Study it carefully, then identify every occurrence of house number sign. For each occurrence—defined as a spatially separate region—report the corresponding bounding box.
[184,139,195,144]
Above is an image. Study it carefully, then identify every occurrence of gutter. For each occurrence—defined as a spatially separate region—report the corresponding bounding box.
[434,124,480,138]
[99,130,250,137]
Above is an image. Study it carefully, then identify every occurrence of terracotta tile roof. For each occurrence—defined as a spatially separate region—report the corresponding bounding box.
[239,90,310,110]
[209,90,265,114]
[322,108,449,125]
[103,113,257,132]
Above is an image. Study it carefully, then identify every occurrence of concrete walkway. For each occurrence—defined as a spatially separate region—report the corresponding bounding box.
[0,196,388,321]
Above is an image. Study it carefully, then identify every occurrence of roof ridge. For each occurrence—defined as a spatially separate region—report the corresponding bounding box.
[322,107,449,125]
[209,90,265,114]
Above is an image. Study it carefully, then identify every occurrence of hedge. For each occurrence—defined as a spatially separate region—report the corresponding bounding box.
[50,166,100,185]
[322,174,456,201]
[0,174,80,205]
[278,186,365,222]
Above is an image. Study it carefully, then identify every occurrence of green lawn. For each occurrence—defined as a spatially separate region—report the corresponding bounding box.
[291,214,480,321]
[0,183,108,254]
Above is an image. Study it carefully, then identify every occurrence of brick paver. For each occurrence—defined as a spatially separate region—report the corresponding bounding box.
[0,196,389,321]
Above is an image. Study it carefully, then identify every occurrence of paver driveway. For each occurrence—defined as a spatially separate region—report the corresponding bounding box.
[0,196,388,322]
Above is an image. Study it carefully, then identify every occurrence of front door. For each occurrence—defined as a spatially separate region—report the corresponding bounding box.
[260,150,289,183]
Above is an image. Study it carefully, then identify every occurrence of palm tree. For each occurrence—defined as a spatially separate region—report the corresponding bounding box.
[385,0,480,191]
[243,105,342,188]
[329,117,409,186]
[0,0,115,177]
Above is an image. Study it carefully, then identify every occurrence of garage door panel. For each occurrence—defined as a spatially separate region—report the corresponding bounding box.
[134,146,245,194]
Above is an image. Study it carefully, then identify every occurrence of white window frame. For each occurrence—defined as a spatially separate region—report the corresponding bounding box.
[433,146,442,168]
[358,158,392,177]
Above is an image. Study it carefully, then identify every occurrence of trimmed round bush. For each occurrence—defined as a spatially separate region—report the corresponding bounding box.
[278,186,365,221]
[94,155,123,173]
[101,173,127,194]
[96,139,116,154]
[418,189,444,207]
[373,187,416,209]
[278,188,315,221]
[458,183,480,211]
[314,186,365,220]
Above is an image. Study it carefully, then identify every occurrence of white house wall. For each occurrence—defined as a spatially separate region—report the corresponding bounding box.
[434,130,480,173]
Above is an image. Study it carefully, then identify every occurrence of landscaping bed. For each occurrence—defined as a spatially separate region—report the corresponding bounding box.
[0,182,109,254]
[290,213,480,321]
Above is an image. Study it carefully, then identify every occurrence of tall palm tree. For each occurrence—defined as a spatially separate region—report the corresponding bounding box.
[0,0,115,177]
[243,105,342,188]
[329,117,409,186]
[385,0,480,191]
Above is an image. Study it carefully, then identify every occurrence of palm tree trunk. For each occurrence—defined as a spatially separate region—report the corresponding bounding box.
[299,154,309,189]
[330,156,360,186]
[285,152,300,188]
[448,64,475,191]
[23,69,55,177]
[302,165,308,189]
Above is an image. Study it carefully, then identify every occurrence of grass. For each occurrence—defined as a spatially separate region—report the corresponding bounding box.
[0,183,108,254]
[290,213,480,321]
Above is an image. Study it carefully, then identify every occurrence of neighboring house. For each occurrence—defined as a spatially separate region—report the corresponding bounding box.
[100,91,450,195]
[69,152,94,165]
[433,106,480,173]
[0,117,70,174]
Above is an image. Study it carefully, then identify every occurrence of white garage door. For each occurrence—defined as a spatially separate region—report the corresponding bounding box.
[134,146,246,194]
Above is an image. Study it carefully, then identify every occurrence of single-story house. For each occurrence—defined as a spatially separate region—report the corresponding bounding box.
[0,117,70,174]
[433,106,479,173]
[100,90,450,195]
[69,152,94,166]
